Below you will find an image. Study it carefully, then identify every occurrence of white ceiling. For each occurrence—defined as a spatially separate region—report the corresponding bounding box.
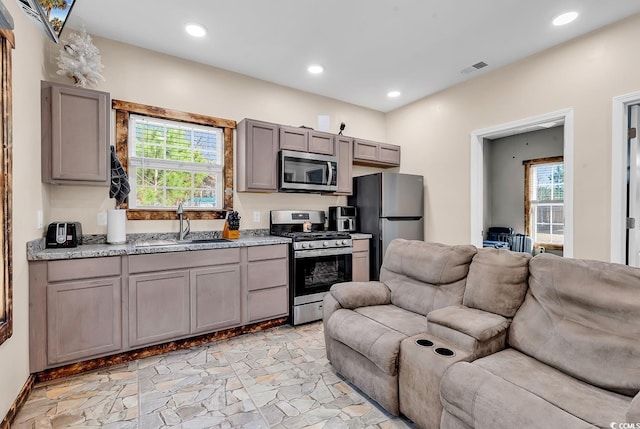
[66,1,640,112]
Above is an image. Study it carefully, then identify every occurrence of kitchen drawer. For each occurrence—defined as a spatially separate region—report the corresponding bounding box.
[248,259,288,291]
[129,248,240,273]
[247,244,288,261]
[48,256,121,282]
[247,286,288,323]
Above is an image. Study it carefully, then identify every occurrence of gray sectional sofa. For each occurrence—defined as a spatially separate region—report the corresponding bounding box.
[322,239,640,429]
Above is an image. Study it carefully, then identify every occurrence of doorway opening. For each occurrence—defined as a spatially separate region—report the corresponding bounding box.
[611,91,640,266]
[470,108,574,257]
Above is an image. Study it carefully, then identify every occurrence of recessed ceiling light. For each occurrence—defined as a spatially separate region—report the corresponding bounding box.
[308,64,324,74]
[185,23,207,38]
[552,11,578,26]
[387,91,401,98]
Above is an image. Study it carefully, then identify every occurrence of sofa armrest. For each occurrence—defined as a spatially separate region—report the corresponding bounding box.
[427,305,510,359]
[329,281,391,309]
[627,391,640,422]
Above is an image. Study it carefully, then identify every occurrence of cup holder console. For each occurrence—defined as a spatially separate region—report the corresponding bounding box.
[434,347,456,357]
[414,338,456,357]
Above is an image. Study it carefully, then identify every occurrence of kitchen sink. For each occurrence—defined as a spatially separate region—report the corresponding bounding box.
[134,239,180,247]
[134,238,231,248]
[186,238,231,243]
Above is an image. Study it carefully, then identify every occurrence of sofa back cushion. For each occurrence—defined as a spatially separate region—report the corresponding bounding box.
[380,239,477,316]
[509,253,640,396]
[463,248,531,317]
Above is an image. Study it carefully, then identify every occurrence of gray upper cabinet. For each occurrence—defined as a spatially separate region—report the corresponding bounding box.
[353,138,401,167]
[334,136,353,195]
[41,81,110,185]
[280,126,335,155]
[237,119,279,192]
[279,125,309,152]
[309,130,335,155]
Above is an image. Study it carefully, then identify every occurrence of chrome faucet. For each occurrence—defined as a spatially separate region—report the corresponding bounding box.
[177,201,190,241]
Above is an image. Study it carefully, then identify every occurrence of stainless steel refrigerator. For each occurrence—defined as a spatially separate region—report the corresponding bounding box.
[349,172,424,280]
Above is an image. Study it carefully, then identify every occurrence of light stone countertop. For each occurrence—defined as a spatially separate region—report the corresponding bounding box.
[27,234,291,261]
[350,233,373,239]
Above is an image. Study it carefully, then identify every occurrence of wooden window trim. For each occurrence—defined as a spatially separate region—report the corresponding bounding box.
[523,156,564,250]
[112,100,235,220]
[0,29,14,346]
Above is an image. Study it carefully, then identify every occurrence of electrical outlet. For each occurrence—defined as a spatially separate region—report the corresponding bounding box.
[253,211,260,223]
[97,211,107,226]
[37,210,43,229]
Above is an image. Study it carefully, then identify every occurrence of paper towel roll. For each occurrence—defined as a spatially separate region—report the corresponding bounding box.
[107,209,127,244]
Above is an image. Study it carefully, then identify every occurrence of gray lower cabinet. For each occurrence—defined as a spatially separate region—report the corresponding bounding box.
[352,239,370,282]
[29,256,123,371]
[246,244,289,323]
[47,277,121,365]
[29,245,289,371]
[191,265,242,333]
[128,270,191,347]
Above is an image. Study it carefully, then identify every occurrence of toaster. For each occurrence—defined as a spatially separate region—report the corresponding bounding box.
[46,222,82,248]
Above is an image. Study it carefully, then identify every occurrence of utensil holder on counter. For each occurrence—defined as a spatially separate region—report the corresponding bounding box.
[222,222,239,239]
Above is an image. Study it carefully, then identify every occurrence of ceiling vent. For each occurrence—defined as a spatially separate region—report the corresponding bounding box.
[461,61,488,75]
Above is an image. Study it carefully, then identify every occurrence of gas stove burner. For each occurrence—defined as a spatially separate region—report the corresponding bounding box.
[274,231,352,241]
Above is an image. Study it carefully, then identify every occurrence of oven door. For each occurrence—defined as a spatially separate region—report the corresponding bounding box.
[292,247,352,305]
[280,150,338,192]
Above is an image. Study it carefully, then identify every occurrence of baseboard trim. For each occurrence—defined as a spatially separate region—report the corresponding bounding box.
[36,317,288,383]
[0,374,35,429]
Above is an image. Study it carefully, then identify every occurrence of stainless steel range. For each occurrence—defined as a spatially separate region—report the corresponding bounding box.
[270,210,352,325]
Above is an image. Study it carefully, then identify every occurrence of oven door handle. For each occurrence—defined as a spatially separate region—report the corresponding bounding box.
[294,247,352,258]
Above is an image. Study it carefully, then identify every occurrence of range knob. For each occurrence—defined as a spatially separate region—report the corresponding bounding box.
[342,240,349,245]
[301,242,309,249]
[323,241,329,247]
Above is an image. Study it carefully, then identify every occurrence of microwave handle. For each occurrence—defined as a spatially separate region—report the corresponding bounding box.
[327,161,334,186]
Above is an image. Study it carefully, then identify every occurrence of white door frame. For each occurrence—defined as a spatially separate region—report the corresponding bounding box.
[611,91,640,263]
[470,108,574,257]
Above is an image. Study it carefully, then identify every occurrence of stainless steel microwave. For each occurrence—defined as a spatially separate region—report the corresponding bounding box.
[279,150,338,192]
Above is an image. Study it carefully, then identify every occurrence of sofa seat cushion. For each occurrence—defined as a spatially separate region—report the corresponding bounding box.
[326,305,429,376]
[427,305,510,341]
[449,349,630,428]
[441,360,598,429]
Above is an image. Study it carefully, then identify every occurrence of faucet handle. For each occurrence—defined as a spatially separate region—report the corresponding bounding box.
[177,201,184,214]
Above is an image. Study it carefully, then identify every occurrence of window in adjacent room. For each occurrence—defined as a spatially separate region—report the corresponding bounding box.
[113,100,235,220]
[524,156,564,249]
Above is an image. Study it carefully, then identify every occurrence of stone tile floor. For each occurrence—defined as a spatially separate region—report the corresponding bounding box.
[14,322,417,428]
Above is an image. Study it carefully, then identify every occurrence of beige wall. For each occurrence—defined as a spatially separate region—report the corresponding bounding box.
[0,0,49,419]
[42,37,388,234]
[387,13,640,261]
